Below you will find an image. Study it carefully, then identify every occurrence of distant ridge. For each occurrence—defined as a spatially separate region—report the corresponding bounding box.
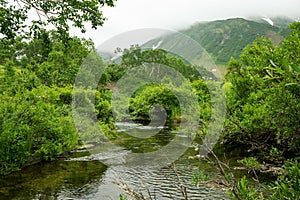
[250,16,295,29]
[145,17,290,65]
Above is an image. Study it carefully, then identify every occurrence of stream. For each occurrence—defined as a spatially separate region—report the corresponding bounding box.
[0,122,236,200]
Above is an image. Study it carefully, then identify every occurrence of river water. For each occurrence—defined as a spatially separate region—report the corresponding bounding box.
[0,122,230,200]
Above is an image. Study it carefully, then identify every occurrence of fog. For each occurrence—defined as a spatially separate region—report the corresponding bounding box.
[71,0,300,46]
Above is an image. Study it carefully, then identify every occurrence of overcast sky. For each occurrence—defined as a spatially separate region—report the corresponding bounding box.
[72,0,300,46]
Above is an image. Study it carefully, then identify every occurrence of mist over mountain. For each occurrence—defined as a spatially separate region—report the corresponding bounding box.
[186,18,290,64]
[100,17,293,66]
[250,16,295,28]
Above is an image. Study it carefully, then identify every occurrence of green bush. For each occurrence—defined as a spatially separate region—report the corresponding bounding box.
[268,160,300,200]
[0,86,78,174]
[223,23,300,162]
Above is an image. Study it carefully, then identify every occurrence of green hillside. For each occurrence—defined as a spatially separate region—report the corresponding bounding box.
[184,18,292,64]
[252,16,295,29]
[145,18,290,65]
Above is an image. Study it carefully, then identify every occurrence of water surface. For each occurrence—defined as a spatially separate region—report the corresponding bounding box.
[0,123,229,199]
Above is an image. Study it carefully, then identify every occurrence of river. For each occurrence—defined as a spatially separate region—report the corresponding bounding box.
[0,122,233,199]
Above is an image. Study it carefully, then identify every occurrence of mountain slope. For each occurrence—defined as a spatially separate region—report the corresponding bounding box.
[145,18,290,65]
[252,16,295,29]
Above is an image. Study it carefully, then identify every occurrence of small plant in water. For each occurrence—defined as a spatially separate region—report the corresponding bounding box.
[237,157,260,181]
[237,157,260,170]
[119,194,127,200]
[191,170,209,187]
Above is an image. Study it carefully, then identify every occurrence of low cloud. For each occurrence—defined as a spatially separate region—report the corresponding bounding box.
[73,0,300,45]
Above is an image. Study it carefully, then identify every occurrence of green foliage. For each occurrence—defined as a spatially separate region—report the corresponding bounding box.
[191,79,212,123]
[227,161,300,200]
[72,87,114,143]
[129,84,181,122]
[34,34,93,86]
[107,45,205,82]
[268,160,300,200]
[0,59,41,95]
[237,157,260,171]
[0,0,117,175]
[102,45,214,125]
[229,176,263,200]
[0,30,101,174]
[215,22,300,200]
[191,170,209,187]
[0,31,95,88]
[0,86,78,174]
[224,22,300,162]
[102,63,125,83]
[0,0,115,40]
[119,194,127,200]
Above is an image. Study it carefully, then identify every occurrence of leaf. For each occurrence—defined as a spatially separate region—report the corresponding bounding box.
[289,64,300,74]
[270,59,277,67]
[266,69,273,78]
[285,83,298,86]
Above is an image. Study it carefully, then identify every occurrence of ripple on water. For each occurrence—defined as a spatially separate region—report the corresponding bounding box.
[0,123,230,199]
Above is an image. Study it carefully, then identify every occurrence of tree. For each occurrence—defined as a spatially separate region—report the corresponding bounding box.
[0,0,117,175]
[0,0,115,40]
[0,85,78,175]
[224,22,300,163]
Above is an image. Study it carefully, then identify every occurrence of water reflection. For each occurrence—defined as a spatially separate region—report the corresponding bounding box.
[0,161,107,199]
[0,123,229,199]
